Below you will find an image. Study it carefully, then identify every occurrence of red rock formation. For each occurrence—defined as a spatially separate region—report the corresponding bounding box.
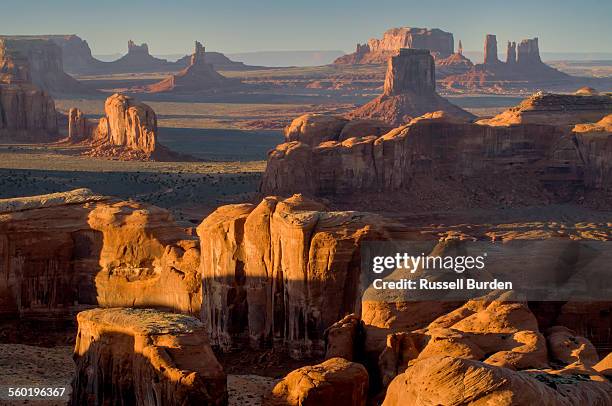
[442,35,573,92]
[0,189,201,319]
[0,37,89,94]
[197,195,389,358]
[348,49,475,125]
[517,37,542,64]
[334,27,454,64]
[506,41,517,64]
[484,34,499,64]
[382,355,612,405]
[147,41,237,93]
[0,83,58,142]
[72,308,227,406]
[263,93,612,208]
[67,107,92,142]
[268,357,368,406]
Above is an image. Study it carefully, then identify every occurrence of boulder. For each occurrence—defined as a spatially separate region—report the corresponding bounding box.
[72,308,227,406]
[546,326,599,367]
[324,314,362,361]
[382,355,612,406]
[267,357,368,406]
[198,194,389,358]
[284,113,348,145]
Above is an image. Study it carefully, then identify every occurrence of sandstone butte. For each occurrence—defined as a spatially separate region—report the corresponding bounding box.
[0,189,201,319]
[441,34,577,91]
[0,38,60,142]
[72,308,227,405]
[347,48,475,126]
[146,41,238,93]
[68,93,187,161]
[334,27,455,64]
[261,91,612,211]
[0,37,90,95]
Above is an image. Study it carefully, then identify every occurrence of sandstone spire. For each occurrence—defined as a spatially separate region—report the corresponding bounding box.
[506,41,517,64]
[383,48,435,96]
[517,37,541,65]
[458,40,463,55]
[191,41,205,65]
[484,34,499,64]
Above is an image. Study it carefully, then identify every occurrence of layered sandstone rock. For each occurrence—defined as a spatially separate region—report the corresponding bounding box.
[348,49,475,125]
[267,357,368,406]
[334,27,454,64]
[382,355,612,405]
[324,314,363,361]
[377,293,549,386]
[435,51,474,77]
[479,91,612,127]
[147,41,237,93]
[262,106,612,208]
[0,37,89,94]
[0,83,58,141]
[0,189,201,319]
[67,107,92,142]
[72,308,227,406]
[198,195,389,358]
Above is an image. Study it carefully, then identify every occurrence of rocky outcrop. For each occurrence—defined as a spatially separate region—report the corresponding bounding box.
[348,49,475,125]
[198,194,389,358]
[334,27,454,65]
[267,357,368,406]
[382,355,612,406]
[147,41,237,93]
[0,37,89,94]
[0,83,58,142]
[262,106,612,208]
[68,93,188,160]
[102,40,176,73]
[479,91,612,127]
[72,308,227,406]
[0,189,201,319]
[377,293,549,386]
[442,35,574,92]
[484,34,499,64]
[517,37,542,65]
[435,51,473,77]
[506,41,517,64]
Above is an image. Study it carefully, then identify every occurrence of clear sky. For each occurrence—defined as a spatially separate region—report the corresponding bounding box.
[2,0,610,55]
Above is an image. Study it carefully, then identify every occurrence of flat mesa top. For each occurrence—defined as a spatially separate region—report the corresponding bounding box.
[398,48,431,56]
[77,308,204,335]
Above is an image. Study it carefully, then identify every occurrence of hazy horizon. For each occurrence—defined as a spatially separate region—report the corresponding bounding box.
[1,0,611,56]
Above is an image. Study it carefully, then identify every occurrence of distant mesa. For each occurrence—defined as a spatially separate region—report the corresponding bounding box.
[0,36,91,95]
[334,27,455,65]
[68,93,192,161]
[442,34,575,91]
[347,48,475,125]
[146,41,240,93]
[478,89,612,127]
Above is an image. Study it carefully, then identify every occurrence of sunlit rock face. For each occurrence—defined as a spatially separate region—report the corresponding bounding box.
[347,48,475,126]
[72,308,227,406]
[197,194,389,358]
[0,189,201,319]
